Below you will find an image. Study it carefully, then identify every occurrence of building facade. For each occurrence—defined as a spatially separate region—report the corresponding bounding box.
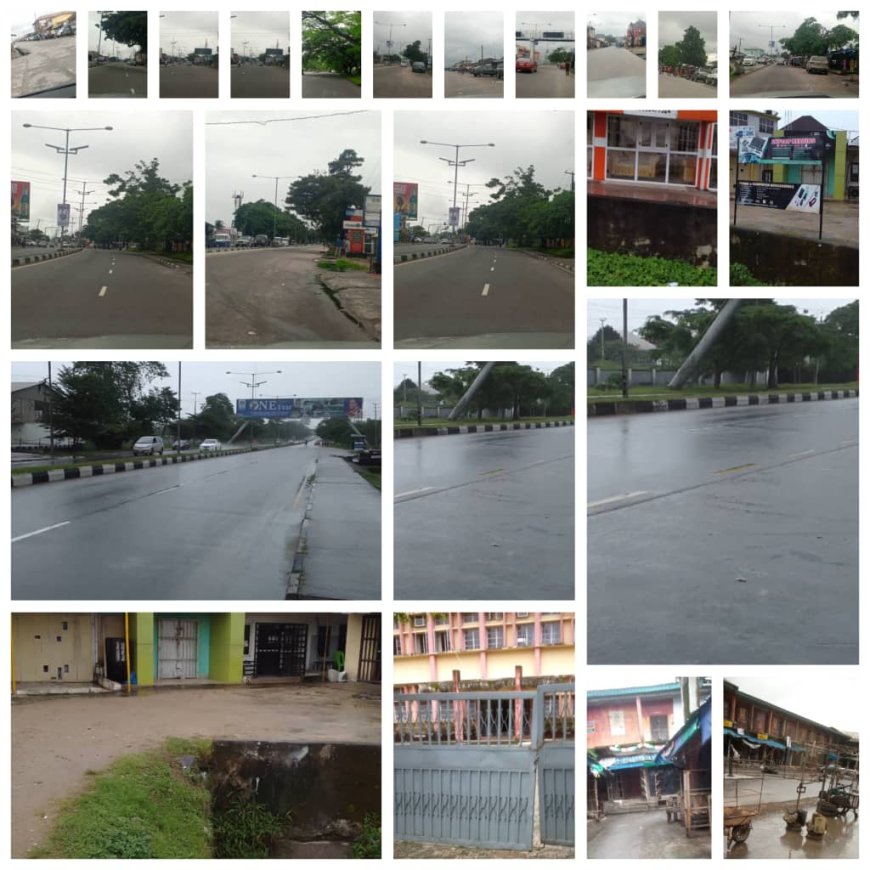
[588,110,718,192]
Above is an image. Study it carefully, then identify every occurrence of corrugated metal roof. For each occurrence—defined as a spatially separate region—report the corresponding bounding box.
[588,682,680,699]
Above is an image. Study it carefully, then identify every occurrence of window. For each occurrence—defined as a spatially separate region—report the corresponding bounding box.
[413,633,428,654]
[609,710,626,736]
[485,612,503,621]
[464,628,480,650]
[850,163,859,181]
[462,613,478,624]
[413,615,426,627]
[730,111,748,127]
[758,116,776,134]
[434,614,449,625]
[675,122,699,153]
[434,630,452,652]
[486,626,504,648]
[516,612,529,618]
[516,623,534,646]
[393,636,402,656]
[650,714,669,741]
[243,623,251,656]
[541,622,561,645]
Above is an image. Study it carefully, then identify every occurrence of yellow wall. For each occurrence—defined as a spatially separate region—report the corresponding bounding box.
[345,614,363,681]
[208,613,245,683]
[12,614,93,682]
[129,612,155,686]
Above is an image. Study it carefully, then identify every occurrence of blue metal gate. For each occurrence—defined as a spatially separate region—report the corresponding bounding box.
[394,684,575,850]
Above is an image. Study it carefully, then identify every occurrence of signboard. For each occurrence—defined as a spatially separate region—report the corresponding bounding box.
[766,132,833,162]
[448,206,461,226]
[393,211,401,241]
[736,132,769,164]
[736,181,821,212]
[622,110,679,119]
[393,182,418,219]
[264,48,283,58]
[542,31,565,39]
[343,220,363,228]
[194,47,213,57]
[236,397,364,419]
[364,193,382,227]
[57,203,70,227]
[11,181,30,220]
[730,125,756,151]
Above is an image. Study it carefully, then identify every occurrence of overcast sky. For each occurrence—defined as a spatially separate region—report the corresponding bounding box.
[587,12,645,38]
[159,10,218,57]
[10,6,65,38]
[393,361,565,388]
[373,11,431,56]
[586,298,856,339]
[11,110,192,233]
[230,11,289,57]
[205,110,380,226]
[88,11,146,55]
[12,361,382,420]
[515,11,575,56]
[727,673,860,734]
[394,110,573,231]
[774,109,859,135]
[730,11,860,53]
[659,11,718,55]
[445,12,504,66]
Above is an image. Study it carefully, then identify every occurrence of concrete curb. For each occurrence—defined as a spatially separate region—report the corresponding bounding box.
[11,446,259,488]
[395,419,575,439]
[587,389,858,418]
[286,457,319,599]
[394,244,467,265]
[12,247,81,267]
[518,249,575,274]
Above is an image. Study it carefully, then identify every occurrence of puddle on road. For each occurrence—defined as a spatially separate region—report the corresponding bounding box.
[725,808,858,859]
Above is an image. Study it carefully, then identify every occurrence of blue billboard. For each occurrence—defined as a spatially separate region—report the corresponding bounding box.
[236,397,363,419]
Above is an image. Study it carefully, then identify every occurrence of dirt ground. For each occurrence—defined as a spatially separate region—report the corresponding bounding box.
[11,683,380,857]
[394,841,574,859]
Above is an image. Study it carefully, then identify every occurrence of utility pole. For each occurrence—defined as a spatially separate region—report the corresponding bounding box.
[621,299,629,398]
[565,170,575,192]
[757,24,787,55]
[598,317,607,362]
[191,391,200,442]
[226,370,282,449]
[416,362,422,426]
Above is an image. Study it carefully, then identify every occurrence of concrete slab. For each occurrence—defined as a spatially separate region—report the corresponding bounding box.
[725,807,857,859]
[588,809,711,858]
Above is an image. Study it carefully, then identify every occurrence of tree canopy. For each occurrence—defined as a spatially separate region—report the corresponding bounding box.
[232,199,310,241]
[100,11,147,52]
[780,17,858,56]
[302,11,362,74]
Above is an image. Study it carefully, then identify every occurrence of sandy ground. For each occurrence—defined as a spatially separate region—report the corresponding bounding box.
[12,682,380,857]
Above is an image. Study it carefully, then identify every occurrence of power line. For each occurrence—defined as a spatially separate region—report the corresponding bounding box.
[206,111,371,126]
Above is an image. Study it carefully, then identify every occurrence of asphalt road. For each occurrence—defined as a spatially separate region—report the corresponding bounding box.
[516,64,574,99]
[11,35,76,97]
[231,64,290,98]
[373,64,432,98]
[394,246,574,348]
[588,47,646,98]
[206,246,375,346]
[394,428,574,599]
[588,400,859,664]
[659,74,716,98]
[12,248,192,348]
[301,71,361,98]
[445,70,503,98]
[88,63,147,97]
[731,64,859,98]
[12,445,328,599]
[588,810,711,859]
[160,64,219,98]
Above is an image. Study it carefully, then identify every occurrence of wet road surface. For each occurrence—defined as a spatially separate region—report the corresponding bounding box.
[394,428,574,599]
[374,64,432,98]
[302,71,360,98]
[588,810,711,859]
[730,63,858,98]
[725,807,857,859]
[160,64,218,98]
[231,64,289,98]
[588,400,858,664]
[516,64,574,99]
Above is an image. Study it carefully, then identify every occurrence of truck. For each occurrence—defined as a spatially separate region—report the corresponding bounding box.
[212,232,231,248]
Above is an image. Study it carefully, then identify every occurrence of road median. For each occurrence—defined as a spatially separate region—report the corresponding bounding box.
[394,243,467,265]
[395,419,574,438]
[588,389,858,417]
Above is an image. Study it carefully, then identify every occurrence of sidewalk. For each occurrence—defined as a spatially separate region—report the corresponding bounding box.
[317,271,381,342]
[294,451,380,599]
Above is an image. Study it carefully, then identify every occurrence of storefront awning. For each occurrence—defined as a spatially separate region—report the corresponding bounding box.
[724,728,787,750]
[657,697,711,768]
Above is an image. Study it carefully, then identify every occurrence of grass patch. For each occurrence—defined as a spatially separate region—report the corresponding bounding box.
[519,246,575,259]
[588,382,858,403]
[588,248,717,286]
[212,793,291,859]
[394,415,573,428]
[352,812,381,858]
[316,257,368,272]
[32,738,213,859]
[347,75,362,86]
[352,466,381,490]
[730,262,766,285]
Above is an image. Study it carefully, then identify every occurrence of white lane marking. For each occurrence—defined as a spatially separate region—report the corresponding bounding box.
[395,487,434,499]
[490,266,495,271]
[108,269,113,275]
[12,521,71,543]
[130,88,135,95]
[99,286,108,296]
[787,449,815,459]
[587,491,649,509]
[151,485,180,496]
[481,283,490,296]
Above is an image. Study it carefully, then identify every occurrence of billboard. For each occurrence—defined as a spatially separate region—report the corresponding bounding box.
[57,203,70,227]
[448,206,461,226]
[737,130,834,164]
[393,182,418,220]
[736,182,821,212]
[236,397,364,419]
[11,181,30,221]
[364,194,382,227]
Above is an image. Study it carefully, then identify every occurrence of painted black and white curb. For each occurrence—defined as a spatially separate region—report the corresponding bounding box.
[12,447,253,488]
[394,244,466,265]
[588,389,858,417]
[395,419,575,438]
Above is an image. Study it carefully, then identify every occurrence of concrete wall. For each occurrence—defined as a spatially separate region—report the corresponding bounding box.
[209,613,245,683]
[130,612,155,686]
[588,195,717,266]
[12,614,94,682]
[731,227,859,286]
[344,614,363,681]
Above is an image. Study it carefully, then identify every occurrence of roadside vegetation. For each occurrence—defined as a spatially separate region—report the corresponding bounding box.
[588,249,717,286]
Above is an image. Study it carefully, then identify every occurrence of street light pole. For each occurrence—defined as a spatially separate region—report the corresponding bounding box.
[22,123,113,246]
[252,173,300,241]
[226,369,282,449]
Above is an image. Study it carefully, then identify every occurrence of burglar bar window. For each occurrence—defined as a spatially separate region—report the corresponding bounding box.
[464,628,480,650]
[487,626,504,648]
[413,633,428,654]
[759,116,775,134]
[675,122,699,153]
[541,622,561,645]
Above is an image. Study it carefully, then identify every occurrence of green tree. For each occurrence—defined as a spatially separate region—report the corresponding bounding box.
[675,26,707,67]
[233,199,310,240]
[193,393,237,442]
[825,24,859,49]
[818,300,858,381]
[100,11,147,53]
[402,40,427,63]
[780,18,829,57]
[659,44,681,68]
[302,11,362,75]
[287,149,370,243]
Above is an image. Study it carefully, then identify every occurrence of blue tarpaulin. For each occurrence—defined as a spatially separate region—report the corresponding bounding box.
[657,697,712,768]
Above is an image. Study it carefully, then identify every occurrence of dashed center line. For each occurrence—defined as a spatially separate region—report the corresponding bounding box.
[481,283,490,296]
[395,487,434,499]
[587,491,649,509]
[99,286,108,296]
[12,521,71,543]
[713,463,756,474]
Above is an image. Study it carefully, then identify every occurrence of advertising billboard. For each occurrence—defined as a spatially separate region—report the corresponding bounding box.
[736,182,821,212]
[57,203,70,227]
[11,181,30,221]
[393,182,418,220]
[448,206,461,226]
[236,397,364,419]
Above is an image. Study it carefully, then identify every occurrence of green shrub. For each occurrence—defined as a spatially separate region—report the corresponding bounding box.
[587,249,717,286]
[352,812,381,859]
[729,262,765,286]
[212,795,290,859]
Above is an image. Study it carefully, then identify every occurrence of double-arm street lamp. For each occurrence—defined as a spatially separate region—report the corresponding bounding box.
[22,123,113,245]
[251,173,301,241]
[420,140,494,233]
[227,369,282,449]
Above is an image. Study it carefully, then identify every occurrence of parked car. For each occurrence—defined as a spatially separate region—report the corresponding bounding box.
[697,67,717,85]
[236,236,252,247]
[516,58,538,73]
[806,56,829,74]
[132,436,164,456]
[171,439,190,450]
[412,61,426,73]
[199,439,222,452]
[472,63,500,77]
[253,234,270,247]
